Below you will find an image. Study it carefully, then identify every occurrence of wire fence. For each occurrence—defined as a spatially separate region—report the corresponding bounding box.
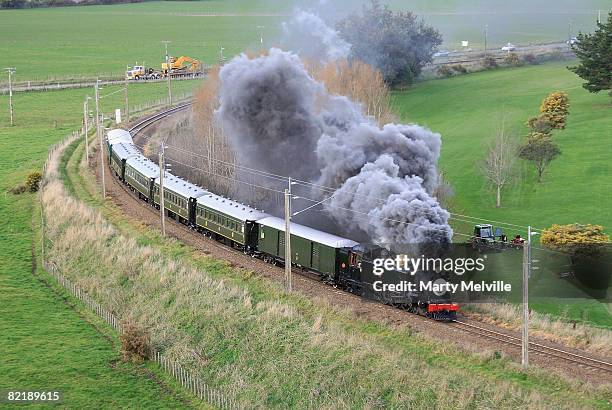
[38,101,242,410]
[0,73,205,95]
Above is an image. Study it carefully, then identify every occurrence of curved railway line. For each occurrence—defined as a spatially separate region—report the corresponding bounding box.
[106,104,612,379]
[451,320,612,374]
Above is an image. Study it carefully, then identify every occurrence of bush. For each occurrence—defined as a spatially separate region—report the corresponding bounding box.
[9,184,27,195]
[522,53,538,65]
[539,91,570,129]
[436,65,453,78]
[25,171,43,192]
[119,321,150,363]
[541,224,610,257]
[451,64,467,74]
[482,56,498,69]
[503,52,522,67]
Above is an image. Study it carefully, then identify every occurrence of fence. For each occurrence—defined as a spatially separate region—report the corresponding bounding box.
[39,101,241,410]
[0,71,208,95]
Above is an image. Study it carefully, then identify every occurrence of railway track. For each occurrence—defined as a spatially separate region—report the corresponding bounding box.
[128,101,193,135]
[451,320,612,374]
[116,105,612,378]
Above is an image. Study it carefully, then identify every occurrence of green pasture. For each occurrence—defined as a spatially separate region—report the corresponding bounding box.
[394,61,611,326]
[0,81,201,407]
[1,0,607,80]
[394,61,612,233]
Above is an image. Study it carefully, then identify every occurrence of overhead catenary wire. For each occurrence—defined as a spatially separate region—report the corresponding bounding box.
[99,86,127,100]
[161,142,543,233]
[161,156,473,238]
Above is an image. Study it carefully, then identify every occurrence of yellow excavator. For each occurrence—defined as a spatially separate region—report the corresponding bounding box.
[161,55,202,77]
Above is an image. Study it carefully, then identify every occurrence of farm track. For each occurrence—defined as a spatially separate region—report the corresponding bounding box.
[88,105,611,386]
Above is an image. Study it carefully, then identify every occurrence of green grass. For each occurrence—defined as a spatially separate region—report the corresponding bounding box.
[50,130,612,409]
[0,0,608,80]
[394,61,612,231]
[393,61,611,326]
[0,82,202,407]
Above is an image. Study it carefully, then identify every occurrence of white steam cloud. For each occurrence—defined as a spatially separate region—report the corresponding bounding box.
[281,10,350,62]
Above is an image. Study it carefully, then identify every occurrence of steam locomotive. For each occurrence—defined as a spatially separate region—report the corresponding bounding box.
[107,129,459,321]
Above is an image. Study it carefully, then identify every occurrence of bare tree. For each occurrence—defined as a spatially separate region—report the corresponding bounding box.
[308,59,396,125]
[481,122,517,208]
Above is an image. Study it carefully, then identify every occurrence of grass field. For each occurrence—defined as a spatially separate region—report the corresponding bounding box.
[37,125,611,408]
[0,81,201,406]
[394,61,611,232]
[1,0,607,80]
[394,61,611,326]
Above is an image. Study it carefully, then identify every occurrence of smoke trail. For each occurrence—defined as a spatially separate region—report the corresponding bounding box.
[217,49,452,250]
[281,10,350,62]
[216,49,323,181]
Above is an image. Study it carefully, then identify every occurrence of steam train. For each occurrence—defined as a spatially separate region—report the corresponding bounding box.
[107,129,459,321]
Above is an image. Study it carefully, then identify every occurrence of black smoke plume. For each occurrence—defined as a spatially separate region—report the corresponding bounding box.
[217,48,452,250]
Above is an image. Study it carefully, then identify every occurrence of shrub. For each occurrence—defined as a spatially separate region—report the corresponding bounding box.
[525,116,553,134]
[482,56,498,69]
[522,53,538,65]
[503,52,522,67]
[436,65,453,78]
[451,64,467,74]
[9,184,27,194]
[541,224,610,257]
[120,321,150,363]
[539,91,570,129]
[25,171,43,192]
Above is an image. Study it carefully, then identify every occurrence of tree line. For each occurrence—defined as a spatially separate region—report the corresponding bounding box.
[1,0,142,9]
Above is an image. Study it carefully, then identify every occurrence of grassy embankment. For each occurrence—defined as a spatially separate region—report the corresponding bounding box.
[394,61,611,326]
[40,109,612,408]
[0,0,607,80]
[0,81,201,407]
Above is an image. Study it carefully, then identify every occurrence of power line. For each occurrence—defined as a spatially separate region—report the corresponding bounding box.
[161,156,471,238]
[165,143,540,232]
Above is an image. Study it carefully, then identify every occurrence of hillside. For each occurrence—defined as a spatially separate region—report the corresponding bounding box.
[394,61,612,235]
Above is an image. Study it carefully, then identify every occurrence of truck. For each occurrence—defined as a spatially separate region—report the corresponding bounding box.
[125,56,204,81]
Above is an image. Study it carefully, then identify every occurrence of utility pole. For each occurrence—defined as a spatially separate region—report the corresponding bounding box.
[83,96,90,166]
[124,73,129,123]
[4,67,15,126]
[568,20,573,46]
[159,142,166,236]
[521,226,530,367]
[284,183,292,292]
[162,41,172,107]
[521,225,539,368]
[95,79,106,198]
[598,10,601,24]
[483,25,488,57]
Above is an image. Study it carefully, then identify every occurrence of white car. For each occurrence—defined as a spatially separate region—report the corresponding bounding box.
[501,43,516,52]
[567,37,579,45]
[433,50,450,57]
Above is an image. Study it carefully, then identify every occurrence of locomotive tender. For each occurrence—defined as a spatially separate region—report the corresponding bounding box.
[106,129,459,320]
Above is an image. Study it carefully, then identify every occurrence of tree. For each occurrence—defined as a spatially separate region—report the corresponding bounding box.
[525,116,553,134]
[539,91,570,129]
[336,0,442,86]
[308,59,396,125]
[541,224,609,257]
[569,11,612,101]
[481,123,517,207]
[517,133,561,182]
